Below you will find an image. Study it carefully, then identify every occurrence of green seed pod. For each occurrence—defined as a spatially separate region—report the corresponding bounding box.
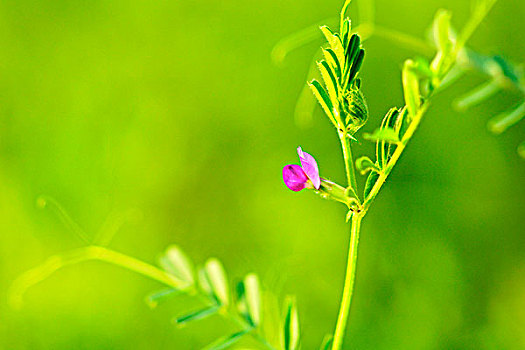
[342,88,369,134]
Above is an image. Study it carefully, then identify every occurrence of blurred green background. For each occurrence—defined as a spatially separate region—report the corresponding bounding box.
[0,0,524,349]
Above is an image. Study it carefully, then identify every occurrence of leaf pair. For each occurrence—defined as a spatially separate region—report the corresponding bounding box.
[155,245,270,348]
[156,246,230,324]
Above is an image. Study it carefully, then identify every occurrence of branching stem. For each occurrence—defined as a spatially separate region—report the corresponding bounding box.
[9,245,277,350]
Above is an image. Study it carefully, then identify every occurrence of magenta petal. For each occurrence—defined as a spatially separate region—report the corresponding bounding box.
[297,147,320,189]
[282,164,308,192]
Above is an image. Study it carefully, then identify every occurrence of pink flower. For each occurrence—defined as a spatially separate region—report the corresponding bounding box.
[282,147,321,192]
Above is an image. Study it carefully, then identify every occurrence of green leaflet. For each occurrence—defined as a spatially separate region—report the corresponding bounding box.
[431,9,454,75]
[345,35,360,67]
[204,329,250,350]
[318,60,340,109]
[341,17,351,48]
[320,26,345,64]
[322,48,342,79]
[344,35,361,83]
[235,274,262,327]
[244,273,262,326]
[282,297,300,350]
[159,245,195,286]
[364,171,380,199]
[402,59,421,119]
[174,305,219,324]
[348,49,365,86]
[204,258,230,306]
[433,9,453,54]
[309,79,338,127]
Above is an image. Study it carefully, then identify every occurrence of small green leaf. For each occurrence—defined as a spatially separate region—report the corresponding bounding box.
[347,49,365,84]
[244,273,262,326]
[345,35,360,68]
[364,171,380,199]
[309,79,338,126]
[431,9,454,75]
[204,258,230,306]
[402,59,421,118]
[159,245,195,286]
[144,288,181,308]
[341,17,351,47]
[320,26,345,64]
[364,127,400,143]
[174,305,219,325]
[432,9,453,54]
[322,48,342,79]
[318,60,340,108]
[204,329,250,350]
[282,297,300,350]
[355,156,380,175]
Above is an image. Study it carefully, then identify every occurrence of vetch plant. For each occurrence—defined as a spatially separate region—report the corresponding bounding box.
[280,0,501,348]
[9,0,505,349]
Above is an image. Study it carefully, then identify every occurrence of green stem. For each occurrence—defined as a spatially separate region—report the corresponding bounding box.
[340,131,359,200]
[9,246,187,309]
[9,245,277,350]
[331,212,363,350]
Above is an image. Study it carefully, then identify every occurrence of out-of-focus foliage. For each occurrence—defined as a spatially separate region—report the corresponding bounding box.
[0,0,524,349]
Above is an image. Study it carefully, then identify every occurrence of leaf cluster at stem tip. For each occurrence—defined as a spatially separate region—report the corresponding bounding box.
[308,0,500,216]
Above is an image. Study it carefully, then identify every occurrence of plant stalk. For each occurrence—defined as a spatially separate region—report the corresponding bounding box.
[331,212,363,350]
[339,131,359,200]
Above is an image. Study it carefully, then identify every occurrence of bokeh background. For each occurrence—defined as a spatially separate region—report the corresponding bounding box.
[0,0,524,349]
